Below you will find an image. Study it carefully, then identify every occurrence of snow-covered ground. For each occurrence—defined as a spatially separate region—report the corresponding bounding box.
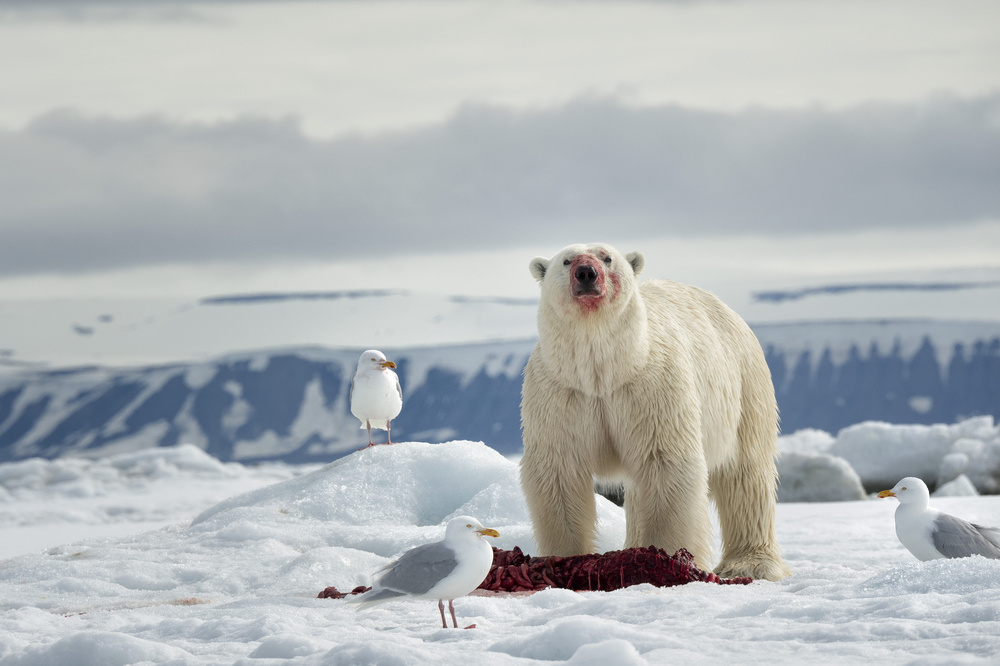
[1,438,999,664]
[0,445,316,561]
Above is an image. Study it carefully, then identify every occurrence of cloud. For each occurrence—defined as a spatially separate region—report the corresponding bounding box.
[1,94,998,278]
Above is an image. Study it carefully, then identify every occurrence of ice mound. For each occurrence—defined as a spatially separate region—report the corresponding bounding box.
[191,440,625,558]
[777,451,866,502]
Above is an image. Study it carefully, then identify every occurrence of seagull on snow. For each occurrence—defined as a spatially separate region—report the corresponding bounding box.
[350,516,500,628]
[350,349,403,448]
[878,476,1000,561]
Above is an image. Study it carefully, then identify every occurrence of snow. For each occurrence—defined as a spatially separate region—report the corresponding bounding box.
[2,439,1000,664]
[0,444,312,560]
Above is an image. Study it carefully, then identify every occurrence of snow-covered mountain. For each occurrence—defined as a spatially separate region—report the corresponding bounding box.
[0,342,534,462]
[1,316,997,464]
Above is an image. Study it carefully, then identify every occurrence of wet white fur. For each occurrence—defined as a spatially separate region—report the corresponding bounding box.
[520,243,789,581]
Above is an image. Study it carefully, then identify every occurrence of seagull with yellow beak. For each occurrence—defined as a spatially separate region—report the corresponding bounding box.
[350,349,403,447]
[351,516,501,628]
[878,476,1000,561]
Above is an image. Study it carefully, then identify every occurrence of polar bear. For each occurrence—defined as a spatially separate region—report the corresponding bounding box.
[520,243,789,581]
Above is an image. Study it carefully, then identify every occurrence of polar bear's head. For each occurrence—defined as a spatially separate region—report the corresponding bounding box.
[530,243,645,317]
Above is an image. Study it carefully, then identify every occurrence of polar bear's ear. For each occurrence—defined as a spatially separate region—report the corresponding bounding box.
[626,252,645,276]
[529,257,550,282]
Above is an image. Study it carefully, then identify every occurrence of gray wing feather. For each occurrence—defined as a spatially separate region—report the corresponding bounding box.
[932,513,1000,559]
[352,586,406,607]
[349,372,356,404]
[376,541,458,596]
[395,375,402,401]
[976,524,1000,548]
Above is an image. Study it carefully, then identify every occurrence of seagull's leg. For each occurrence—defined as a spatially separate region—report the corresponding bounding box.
[386,420,393,445]
[438,599,448,628]
[358,421,377,450]
[448,599,458,628]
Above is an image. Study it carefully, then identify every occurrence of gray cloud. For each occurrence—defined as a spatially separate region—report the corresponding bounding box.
[1,94,998,278]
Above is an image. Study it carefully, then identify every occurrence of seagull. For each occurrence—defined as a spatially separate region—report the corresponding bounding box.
[350,349,403,448]
[878,476,1000,561]
[350,516,500,629]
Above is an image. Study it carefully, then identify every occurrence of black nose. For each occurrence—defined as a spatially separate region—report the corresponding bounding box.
[574,264,598,284]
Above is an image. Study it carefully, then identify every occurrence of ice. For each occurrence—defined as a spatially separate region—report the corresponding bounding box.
[776,451,865,502]
[1,437,999,664]
[944,432,1000,495]
[933,474,979,497]
[829,421,956,488]
[781,416,1000,494]
[777,428,835,456]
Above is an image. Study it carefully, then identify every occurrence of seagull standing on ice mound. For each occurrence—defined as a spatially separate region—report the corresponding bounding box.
[350,349,403,448]
[878,477,1000,561]
[350,516,500,629]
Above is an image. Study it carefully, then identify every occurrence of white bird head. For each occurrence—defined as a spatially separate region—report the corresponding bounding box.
[445,516,500,542]
[357,349,396,372]
[878,477,931,506]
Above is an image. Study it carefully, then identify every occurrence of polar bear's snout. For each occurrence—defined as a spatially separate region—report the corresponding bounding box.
[574,264,598,287]
[570,254,606,302]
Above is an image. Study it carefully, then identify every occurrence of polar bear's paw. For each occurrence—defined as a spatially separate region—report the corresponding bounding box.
[715,554,791,582]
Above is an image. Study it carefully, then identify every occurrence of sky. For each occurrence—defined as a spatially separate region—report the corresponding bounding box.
[0,0,999,301]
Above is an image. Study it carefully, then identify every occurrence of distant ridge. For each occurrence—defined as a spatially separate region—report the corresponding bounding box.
[200,289,407,305]
[201,291,539,307]
[754,281,1000,303]
[449,295,538,306]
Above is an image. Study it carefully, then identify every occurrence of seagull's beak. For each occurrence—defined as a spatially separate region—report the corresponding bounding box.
[877,490,895,498]
[477,528,500,538]
[380,360,396,369]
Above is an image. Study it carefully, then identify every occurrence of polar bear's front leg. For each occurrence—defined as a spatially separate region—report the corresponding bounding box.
[520,361,603,556]
[621,454,714,570]
[520,453,598,556]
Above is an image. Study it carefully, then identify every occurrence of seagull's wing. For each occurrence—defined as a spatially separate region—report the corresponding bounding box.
[350,371,356,404]
[932,513,1000,559]
[377,541,459,596]
[394,374,402,401]
[973,523,1000,550]
[350,586,406,608]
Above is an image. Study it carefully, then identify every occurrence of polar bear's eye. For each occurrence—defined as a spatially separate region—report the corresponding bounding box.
[603,256,612,265]
[563,259,571,266]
